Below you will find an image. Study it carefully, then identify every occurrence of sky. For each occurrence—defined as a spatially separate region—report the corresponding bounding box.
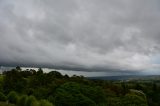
[0,0,160,76]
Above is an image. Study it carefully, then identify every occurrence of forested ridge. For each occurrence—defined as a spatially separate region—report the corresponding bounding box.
[0,66,159,106]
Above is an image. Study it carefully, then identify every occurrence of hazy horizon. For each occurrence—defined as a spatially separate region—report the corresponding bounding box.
[1,66,159,77]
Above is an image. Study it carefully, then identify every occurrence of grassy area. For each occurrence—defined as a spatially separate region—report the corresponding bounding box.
[0,102,15,106]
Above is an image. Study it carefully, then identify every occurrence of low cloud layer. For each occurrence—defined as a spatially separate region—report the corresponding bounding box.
[0,0,160,74]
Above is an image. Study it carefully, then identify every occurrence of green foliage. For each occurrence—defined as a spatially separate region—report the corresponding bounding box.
[106,97,122,106]
[20,70,32,78]
[0,76,4,93]
[39,100,53,106]
[104,89,116,97]
[25,96,39,106]
[17,95,28,106]
[47,96,55,105]
[17,95,54,106]
[129,89,147,100]
[3,69,27,93]
[7,91,18,104]
[3,67,160,106]
[47,71,63,78]
[37,68,43,75]
[122,94,148,106]
[121,82,129,95]
[0,102,16,106]
[0,75,4,83]
[0,92,6,101]
[55,82,96,106]
[33,87,49,99]
[80,85,106,104]
[16,66,21,71]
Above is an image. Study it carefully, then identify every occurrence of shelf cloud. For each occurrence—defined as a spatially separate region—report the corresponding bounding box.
[0,0,160,74]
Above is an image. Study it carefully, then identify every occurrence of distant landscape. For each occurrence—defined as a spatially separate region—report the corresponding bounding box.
[1,0,160,106]
[0,66,159,106]
[88,75,160,81]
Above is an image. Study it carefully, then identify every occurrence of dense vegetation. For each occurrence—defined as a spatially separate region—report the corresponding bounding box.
[0,66,159,106]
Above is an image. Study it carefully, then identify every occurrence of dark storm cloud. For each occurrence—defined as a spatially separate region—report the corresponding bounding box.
[0,0,160,73]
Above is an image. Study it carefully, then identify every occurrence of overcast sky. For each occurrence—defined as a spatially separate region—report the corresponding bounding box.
[0,0,160,75]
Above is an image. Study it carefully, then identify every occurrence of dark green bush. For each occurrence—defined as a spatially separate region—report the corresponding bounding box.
[55,82,96,106]
[39,100,53,106]
[25,96,39,106]
[7,91,18,104]
[17,95,28,106]
[122,94,148,106]
[0,92,6,101]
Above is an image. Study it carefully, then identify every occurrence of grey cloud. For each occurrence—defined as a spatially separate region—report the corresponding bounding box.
[0,0,160,74]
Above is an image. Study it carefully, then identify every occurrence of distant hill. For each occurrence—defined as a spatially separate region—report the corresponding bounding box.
[87,75,160,81]
[0,66,13,74]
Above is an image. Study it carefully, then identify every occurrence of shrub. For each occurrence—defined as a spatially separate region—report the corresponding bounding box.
[17,95,28,106]
[7,91,18,104]
[39,100,53,106]
[25,96,39,106]
[0,92,6,101]
[47,96,55,104]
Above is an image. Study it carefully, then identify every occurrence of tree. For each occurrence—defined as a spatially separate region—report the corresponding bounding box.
[3,69,27,93]
[121,82,129,95]
[106,97,122,106]
[135,83,143,90]
[16,66,21,71]
[17,95,28,106]
[7,91,18,104]
[47,71,63,78]
[55,82,94,106]
[37,68,43,75]
[20,70,32,78]
[122,94,148,106]
[30,69,37,75]
[80,85,106,104]
[152,82,157,91]
[25,96,39,106]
